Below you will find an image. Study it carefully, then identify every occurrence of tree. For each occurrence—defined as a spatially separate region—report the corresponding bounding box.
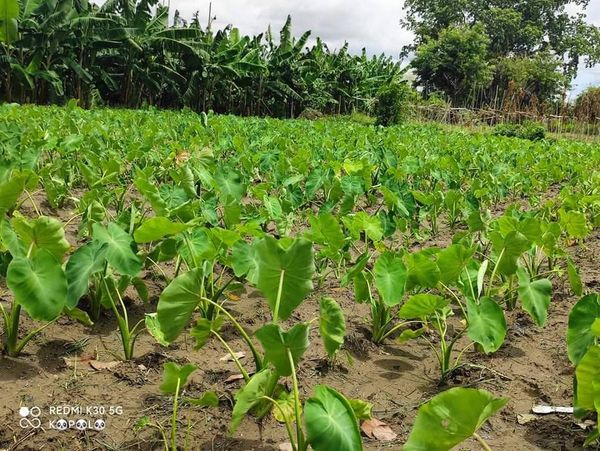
[411,25,493,105]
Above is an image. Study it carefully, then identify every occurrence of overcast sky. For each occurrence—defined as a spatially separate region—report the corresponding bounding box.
[167,0,599,98]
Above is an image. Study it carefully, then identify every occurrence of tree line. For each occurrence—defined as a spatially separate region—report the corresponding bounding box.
[0,0,598,118]
[0,0,402,116]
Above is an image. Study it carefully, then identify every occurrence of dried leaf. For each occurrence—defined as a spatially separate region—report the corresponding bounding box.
[278,442,294,451]
[517,414,538,425]
[361,418,397,441]
[220,352,246,362]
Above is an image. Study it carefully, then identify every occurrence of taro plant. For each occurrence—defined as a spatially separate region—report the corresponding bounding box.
[65,222,145,359]
[566,293,600,446]
[404,387,508,450]
[0,215,69,356]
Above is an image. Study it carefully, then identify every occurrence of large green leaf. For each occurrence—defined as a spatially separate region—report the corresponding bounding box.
[255,322,310,376]
[65,241,107,309]
[230,368,279,433]
[0,171,37,218]
[133,217,188,243]
[467,297,506,353]
[398,294,449,319]
[0,0,19,44]
[559,209,588,239]
[373,251,407,306]
[575,345,600,413]
[319,297,346,358]
[306,213,346,253]
[436,244,473,285]
[11,215,70,261]
[159,362,197,394]
[404,387,507,451]
[92,223,142,276]
[567,294,600,365]
[7,250,67,322]
[305,385,363,451]
[254,236,314,321]
[516,267,551,327]
[405,251,440,290]
[156,268,203,343]
[490,230,530,276]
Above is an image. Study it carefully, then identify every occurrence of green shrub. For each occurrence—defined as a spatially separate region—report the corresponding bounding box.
[375,82,411,126]
[493,121,546,141]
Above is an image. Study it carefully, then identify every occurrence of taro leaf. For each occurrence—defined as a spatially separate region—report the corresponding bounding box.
[134,169,168,216]
[567,294,600,365]
[0,171,37,217]
[467,297,506,353]
[516,267,552,327]
[353,272,370,304]
[341,252,369,287]
[373,251,407,306]
[319,297,346,358]
[190,316,224,349]
[559,209,588,239]
[0,218,24,256]
[405,251,440,290]
[11,215,70,261]
[255,322,310,377]
[215,169,245,202]
[304,385,363,451]
[348,399,373,420]
[404,387,507,451]
[398,294,448,319]
[254,236,314,322]
[133,217,188,243]
[231,240,259,283]
[477,260,489,297]
[436,244,474,285]
[65,241,107,309]
[567,258,583,296]
[92,223,142,276]
[63,307,93,326]
[156,268,203,343]
[306,213,346,252]
[490,230,530,276]
[159,362,197,394]
[397,328,424,343]
[273,389,298,423]
[145,313,169,347]
[7,250,67,322]
[188,391,220,407]
[575,345,600,413]
[230,368,279,434]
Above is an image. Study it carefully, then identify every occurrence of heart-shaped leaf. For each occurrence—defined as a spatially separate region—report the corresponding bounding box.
[305,385,363,451]
[467,297,506,353]
[399,294,449,319]
[255,322,310,376]
[159,362,197,394]
[254,236,314,322]
[373,251,407,306]
[319,297,346,358]
[516,267,551,327]
[133,217,188,243]
[567,294,600,365]
[230,368,279,433]
[156,268,204,343]
[65,241,107,309]
[404,387,507,451]
[7,250,67,322]
[92,223,141,276]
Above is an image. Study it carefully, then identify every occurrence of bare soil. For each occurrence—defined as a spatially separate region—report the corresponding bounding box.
[0,198,598,451]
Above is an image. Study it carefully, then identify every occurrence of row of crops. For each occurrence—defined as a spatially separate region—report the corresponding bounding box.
[0,103,599,449]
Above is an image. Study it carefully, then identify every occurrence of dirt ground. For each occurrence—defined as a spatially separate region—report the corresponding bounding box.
[0,197,599,451]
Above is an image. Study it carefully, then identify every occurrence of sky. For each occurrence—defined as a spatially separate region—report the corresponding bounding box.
[164,0,600,99]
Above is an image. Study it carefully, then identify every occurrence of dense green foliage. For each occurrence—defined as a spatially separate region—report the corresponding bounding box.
[375,82,412,126]
[0,0,402,116]
[0,104,598,447]
[404,0,600,108]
